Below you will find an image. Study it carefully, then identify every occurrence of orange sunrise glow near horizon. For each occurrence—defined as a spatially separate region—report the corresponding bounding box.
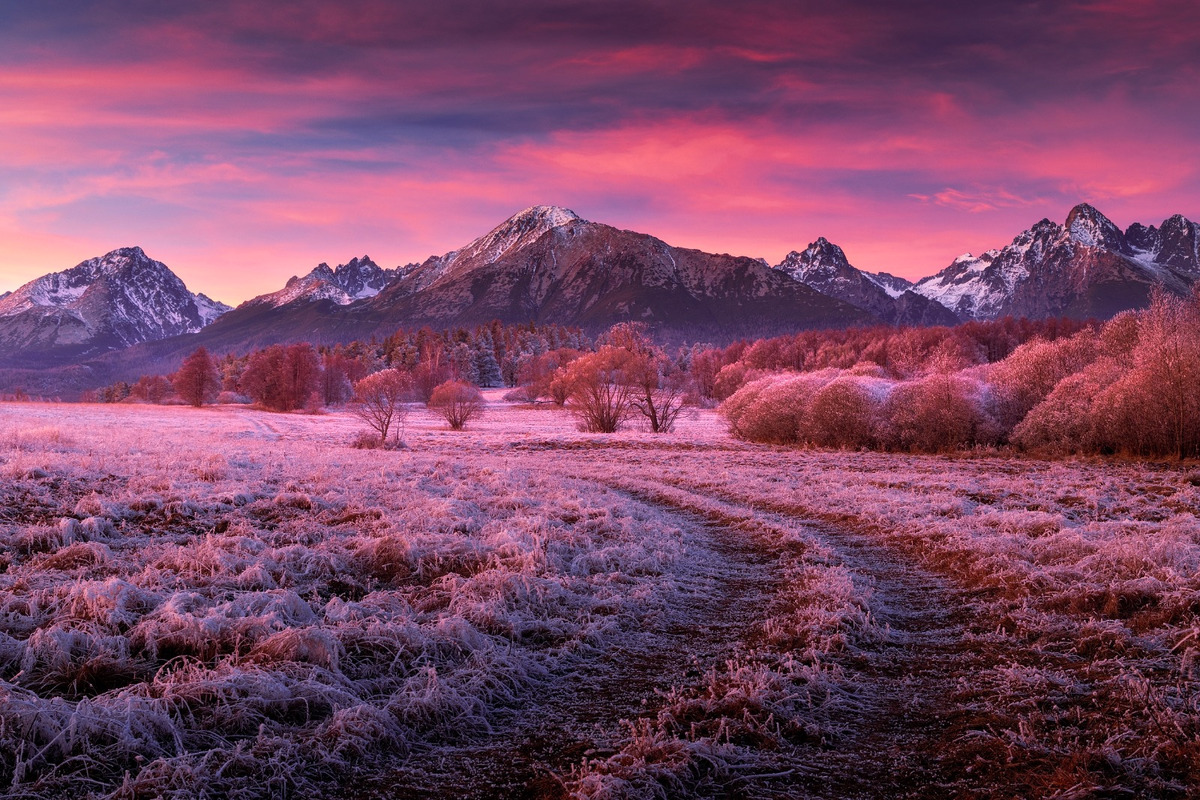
[1,1,1197,305]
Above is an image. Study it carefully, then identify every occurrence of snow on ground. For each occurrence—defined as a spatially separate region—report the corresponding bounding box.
[0,398,1198,798]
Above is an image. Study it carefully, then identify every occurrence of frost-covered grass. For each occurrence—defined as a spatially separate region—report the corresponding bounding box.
[572,444,1200,795]
[0,402,689,798]
[1,400,1197,798]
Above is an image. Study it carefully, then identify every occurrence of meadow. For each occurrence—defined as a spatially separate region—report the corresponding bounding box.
[0,397,1197,798]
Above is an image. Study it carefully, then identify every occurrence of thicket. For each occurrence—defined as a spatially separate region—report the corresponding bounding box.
[721,291,1200,459]
[91,322,586,410]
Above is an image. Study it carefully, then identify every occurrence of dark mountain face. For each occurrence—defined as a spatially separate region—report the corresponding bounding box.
[364,208,876,340]
[775,237,959,326]
[914,205,1200,320]
[183,206,876,351]
[0,247,229,367]
[1125,214,1200,276]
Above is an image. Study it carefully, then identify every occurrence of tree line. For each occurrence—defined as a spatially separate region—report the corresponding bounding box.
[77,307,1200,459]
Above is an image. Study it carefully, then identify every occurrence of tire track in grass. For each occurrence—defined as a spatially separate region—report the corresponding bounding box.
[351,481,787,799]
[602,472,1072,799]
[686,479,1200,799]
[555,476,876,799]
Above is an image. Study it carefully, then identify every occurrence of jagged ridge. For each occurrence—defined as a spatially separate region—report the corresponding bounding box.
[914,204,1200,320]
[774,237,960,326]
[0,247,230,363]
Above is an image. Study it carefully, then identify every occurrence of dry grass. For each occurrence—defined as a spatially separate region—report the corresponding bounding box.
[1,400,1197,798]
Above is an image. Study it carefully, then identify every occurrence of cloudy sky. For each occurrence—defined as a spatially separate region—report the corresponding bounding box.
[1,0,1197,302]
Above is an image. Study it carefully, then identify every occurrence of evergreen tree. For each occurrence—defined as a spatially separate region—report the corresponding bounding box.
[472,330,503,387]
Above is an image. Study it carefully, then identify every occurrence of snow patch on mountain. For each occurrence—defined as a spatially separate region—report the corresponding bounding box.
[194,293,230,326]
[1065,203,1128,252]
[452,206,583,267]
[0,247,231,348]
[247,256,399,308]
[775,236,958,324]
[915,204,1200,320]
[864,272,914,299]
[913,250,1005,319]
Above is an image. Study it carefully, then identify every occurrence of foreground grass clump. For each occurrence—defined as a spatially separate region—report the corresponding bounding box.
[0,403,684,798]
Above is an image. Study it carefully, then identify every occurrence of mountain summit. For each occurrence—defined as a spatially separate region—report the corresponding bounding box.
[775,237,959,326]
[357,206,872,338]
[187,205,875,350]
[245,256,399,308]
[914,204,1200,320]
[0,247,229,365]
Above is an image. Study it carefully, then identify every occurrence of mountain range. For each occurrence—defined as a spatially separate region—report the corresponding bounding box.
[0,203,1196,389]
[913,204,1200,320]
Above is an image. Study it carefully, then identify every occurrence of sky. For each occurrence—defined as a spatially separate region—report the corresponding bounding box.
[1,0,1197,303]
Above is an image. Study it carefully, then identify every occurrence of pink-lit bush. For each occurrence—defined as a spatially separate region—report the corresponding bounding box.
[801,375,888,449]
[879,373,1000,452]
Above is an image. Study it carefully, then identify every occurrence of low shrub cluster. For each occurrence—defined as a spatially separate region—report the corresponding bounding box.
[722,291,1200,458]
[722,368,1001,452]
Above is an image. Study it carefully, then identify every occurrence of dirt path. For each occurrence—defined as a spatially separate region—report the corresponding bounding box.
[346,461,1043,800]
[351,490,787,799]
[613,476,1032,799]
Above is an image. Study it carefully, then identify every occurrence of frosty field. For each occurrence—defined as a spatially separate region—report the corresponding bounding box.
[1,399,1198,799]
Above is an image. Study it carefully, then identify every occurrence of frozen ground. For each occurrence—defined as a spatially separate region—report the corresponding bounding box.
[0,397,1197,798]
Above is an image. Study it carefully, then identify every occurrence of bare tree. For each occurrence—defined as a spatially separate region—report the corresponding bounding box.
[626,351,687,433]
[351,369,412,445]
[429,380,485,430]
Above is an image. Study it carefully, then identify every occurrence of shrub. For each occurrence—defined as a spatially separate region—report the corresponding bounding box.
[1011,359,1123,454]
[720,371,837,444]
[711,363,764,402]
[429,380,485,430]
[802,376,889,449]
[880,373,999,452]
[987,330,1098,431]
[351,369,413,445]
[564,347,635,433]
[130,374,172,404]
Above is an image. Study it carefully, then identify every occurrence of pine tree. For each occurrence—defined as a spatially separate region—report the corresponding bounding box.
[472,330,503,387]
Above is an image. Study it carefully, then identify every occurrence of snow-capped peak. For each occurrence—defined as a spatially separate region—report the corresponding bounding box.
[776,237,852,283]
[0,246,230,348]
[248,256,400,308]
[1065,203,1127,252]
[454,205,584,265]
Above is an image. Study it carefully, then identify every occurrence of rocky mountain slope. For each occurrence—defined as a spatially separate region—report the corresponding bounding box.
[914,204,1200,320]
[775,237,959,326]
[243,256,400,309]
[0,247,229,367]
[3,203,1198,391]
[189,206,876,350]
[363,205,874,338]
